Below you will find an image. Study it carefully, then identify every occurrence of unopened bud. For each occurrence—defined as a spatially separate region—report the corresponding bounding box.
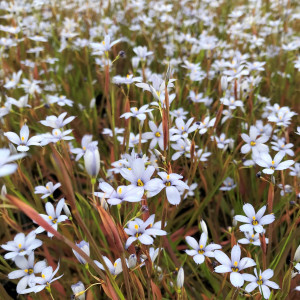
[221,76,228,91]
[177,267,184,289]
[200,220,208,236]
[72,241,90,264]
[71,281,85,300]
[1,185,7,197]
[294,245,300,262]
[119,50,126,58]
[128,254,137,268]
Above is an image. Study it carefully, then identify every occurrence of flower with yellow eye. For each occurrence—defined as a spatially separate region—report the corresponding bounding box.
[234,203,275,233]
[94,182,143,205]
[240,125,269,156]
[142,121,165,150]
[120,158,158,194]
[185,232,221,265]
[70,135,98,161]
[244,269,279,299]
[35,199,68,238]
[124,215,167,249]
[8,252,46,294]
[4,124,41,152]
[214,245,256,287]
[255,151,294,174]
[1,231,42,261]
[120,104,153,121]
[34,182,61,199]
[21,263,63,294]
[170,117,198,142]
[238,230,269,246]
[146,172,189,205]
[94,257,123,276]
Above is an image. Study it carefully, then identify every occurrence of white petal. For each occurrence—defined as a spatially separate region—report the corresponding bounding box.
[230,272,244,287]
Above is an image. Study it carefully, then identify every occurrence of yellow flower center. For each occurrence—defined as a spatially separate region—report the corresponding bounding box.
[49,216,52,220]
[155,132,161,137]
[231,261,239,272]
[18,244,22,248]
[271,160,275,165]
[46,185,49,190]
[126,74,130,78]
[134,107,138,111]
[25,268,34,274]
[60,95,64,99]
[281,144,285,148]
[118,187,122,194]
[134,224,139,230]
[102,41,105,45]
[42,274,45,278]
[114,262,117,268]
[137,179,144,186]
[257,276,263,285]
[21,136,25,141]
[83,146,86,150]
[250,141,256,146]
[252,216,258,225]
[165,182,171,186]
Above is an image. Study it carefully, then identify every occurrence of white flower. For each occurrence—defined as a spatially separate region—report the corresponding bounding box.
[271,138,294,157]
[4,124,41,152]
[170,117,198,141]
[214,245,256,287]
[8,252,46,294]
[220,96,243,110]
[142,121,164,150]
[35,199,68,238]
[238,230,268,246]
[197,116,216,134]
[94,182,143,205]
[40,112,75,129]
[220,177,236,191]
[244,269,279,299]
[94,257,123,276]
[255,151,294,174]
[4,70,22,89]
[185,232,221,264]
[34,182,61,199]
[124,214,167,249]
[234,203,275,233]
[147,172,189,205]
[0,149,26,177]
[241,126,269,155]
[120,104,153,121]
[22,263,63,294]
[1,231,42,260]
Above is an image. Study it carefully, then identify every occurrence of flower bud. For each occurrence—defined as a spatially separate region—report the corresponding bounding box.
[63,203,71,217]
[84,144,100,178]
[128,254,137,268]
[177,267,184,289]
[200,220,208,236]
[294,245,300,262]
[221,76,228,91]
[1,185,7,197]
[71,281,85,300]
[72,240,90,264]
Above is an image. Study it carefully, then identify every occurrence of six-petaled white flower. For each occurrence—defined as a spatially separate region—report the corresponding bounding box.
[185,232,221,264]
[234,203,275,233]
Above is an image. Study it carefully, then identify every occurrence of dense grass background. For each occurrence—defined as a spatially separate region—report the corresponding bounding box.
[0,0,300,299]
